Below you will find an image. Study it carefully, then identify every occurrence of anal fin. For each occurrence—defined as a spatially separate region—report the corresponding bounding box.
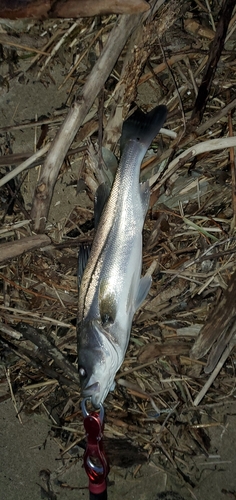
[134,275,152,311]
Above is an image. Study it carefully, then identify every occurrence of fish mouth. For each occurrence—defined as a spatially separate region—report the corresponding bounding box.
[82,381,101,408]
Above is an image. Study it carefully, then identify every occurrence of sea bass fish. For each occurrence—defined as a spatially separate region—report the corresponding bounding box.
[77,105,167,407]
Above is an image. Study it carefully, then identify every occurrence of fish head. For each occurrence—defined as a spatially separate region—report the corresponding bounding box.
[78,319,120,408]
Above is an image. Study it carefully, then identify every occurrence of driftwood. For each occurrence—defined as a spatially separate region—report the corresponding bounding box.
[193,340,236,406]
[0,234,51,264]
[0,0,149,19]
[0,330,78,390]
[138,339,191,363]
[190,0,236,126]
[191,269,236,374]
[30,12,145,233]
[16,322,80,386]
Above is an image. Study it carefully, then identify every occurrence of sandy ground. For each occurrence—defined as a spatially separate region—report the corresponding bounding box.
[1,398,236,500]
[0,400,170,500]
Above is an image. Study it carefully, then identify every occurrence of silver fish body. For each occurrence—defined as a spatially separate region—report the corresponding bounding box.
[77,105,167,407]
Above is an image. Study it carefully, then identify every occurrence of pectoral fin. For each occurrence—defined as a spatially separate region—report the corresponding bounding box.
[134,275,152,311]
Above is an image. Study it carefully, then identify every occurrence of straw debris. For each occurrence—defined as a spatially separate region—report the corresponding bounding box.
[0,0,236,489]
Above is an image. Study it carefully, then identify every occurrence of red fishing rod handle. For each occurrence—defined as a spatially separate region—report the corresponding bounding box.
[81,398,110,486]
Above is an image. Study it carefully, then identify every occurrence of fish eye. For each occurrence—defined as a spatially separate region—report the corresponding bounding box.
[79,367,87,378]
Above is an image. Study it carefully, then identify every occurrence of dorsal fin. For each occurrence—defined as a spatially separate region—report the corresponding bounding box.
[94,182,110,228]
[77,244,91,289]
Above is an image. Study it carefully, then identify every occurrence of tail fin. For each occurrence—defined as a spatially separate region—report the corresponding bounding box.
[120,105,167,154]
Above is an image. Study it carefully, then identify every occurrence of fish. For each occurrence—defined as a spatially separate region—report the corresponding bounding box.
[77,105,167,407]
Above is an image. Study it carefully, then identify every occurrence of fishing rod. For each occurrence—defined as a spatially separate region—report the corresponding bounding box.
[81,398,109,500]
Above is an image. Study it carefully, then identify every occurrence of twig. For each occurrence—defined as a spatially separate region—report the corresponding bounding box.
[0,235,51,264]
[17,322,80,386]
[5,367,23,424]
[0,144,50,188]
[196,97,236,136]
[0,145,86,184]
[0,305,73,327]
[0,38,50,56]
[37,21,81,78]
[0,113,66,134]
[0,323,22,340]
[193,340,236,406]
[26,28,65,72]
[191,0,235,125]
[205,0,216,31]
[138,52,198,86]
[1,332,79,391]
[158,37,186,136]
[191,269,236,372]
[58,25,105,89]
[0,219,31,235]
[227,90,236,229]
[149,136,236,191]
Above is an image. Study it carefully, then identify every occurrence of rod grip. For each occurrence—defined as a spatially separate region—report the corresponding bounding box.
[89,488,107,500]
